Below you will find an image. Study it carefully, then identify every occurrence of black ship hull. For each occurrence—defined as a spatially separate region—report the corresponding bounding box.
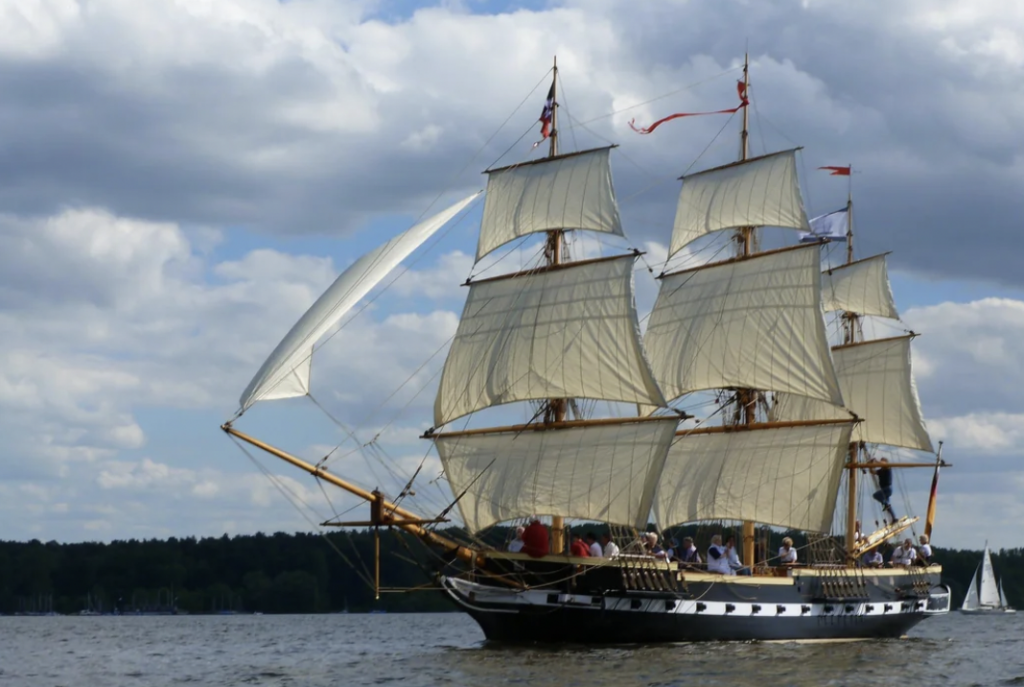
[440,559,950,643]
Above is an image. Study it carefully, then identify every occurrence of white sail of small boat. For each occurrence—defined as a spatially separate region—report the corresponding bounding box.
[962,572,980,611]
[961,546,1015,614]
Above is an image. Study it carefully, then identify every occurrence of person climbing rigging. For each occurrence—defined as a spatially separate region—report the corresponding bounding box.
[870,457,896,522]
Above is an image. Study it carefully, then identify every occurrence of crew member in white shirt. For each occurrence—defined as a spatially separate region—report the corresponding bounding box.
[917,534,933,566]
[778,537,798,565]
[585,532,602,558]
[725,536,752,575]
[706,534,733,575]
[891,538,917,567]
[600,533,620,558]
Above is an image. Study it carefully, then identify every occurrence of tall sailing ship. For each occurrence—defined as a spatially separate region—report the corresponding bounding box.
[223,56,951,642]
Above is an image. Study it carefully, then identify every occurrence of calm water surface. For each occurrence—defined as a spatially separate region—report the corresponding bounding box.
[0,612,1019,686]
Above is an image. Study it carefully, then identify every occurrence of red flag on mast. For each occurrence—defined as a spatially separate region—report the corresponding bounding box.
[629,81,748,135]
[819,165,852,176]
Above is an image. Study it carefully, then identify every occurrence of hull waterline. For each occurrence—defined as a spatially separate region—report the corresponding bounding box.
[441,571,951,644]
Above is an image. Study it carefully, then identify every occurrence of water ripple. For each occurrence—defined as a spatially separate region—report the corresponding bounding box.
[0,612,1019,687]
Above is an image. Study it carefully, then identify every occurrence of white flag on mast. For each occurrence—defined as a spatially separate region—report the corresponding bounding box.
[800,207,848,243]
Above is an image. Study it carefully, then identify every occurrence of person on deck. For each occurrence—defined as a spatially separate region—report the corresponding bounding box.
[645,532,666,559]
[778,537,798,565]
[891,538,917,567]
[863,548,884,568]
[585,532,602,558]
[522,518,549,558]
[870,458,895,520]
[664,537,678,561]
[507,526,525,553]
[600,533,620,558]
[707,535,732,575]
[678,537,702,567]
[570,533,591,557]
[725,536,752,575]
[916,534,933,566]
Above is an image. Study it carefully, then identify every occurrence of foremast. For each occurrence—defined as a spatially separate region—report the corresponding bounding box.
[428,58,677,541]
[734,54,758,570]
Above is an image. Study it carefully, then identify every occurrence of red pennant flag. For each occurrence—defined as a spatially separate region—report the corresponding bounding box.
[819,166,851,176]
[629,81,748,135]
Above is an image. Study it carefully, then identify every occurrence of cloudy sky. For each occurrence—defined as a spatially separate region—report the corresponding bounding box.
[2,0,1023,551]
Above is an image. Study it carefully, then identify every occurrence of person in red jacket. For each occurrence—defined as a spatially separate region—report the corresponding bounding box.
[521,518,550,558]
[569,533,591,558]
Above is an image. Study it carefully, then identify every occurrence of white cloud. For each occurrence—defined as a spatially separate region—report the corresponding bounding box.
[1,0,1023,550]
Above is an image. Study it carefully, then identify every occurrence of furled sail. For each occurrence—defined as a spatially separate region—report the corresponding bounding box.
[434,254,666,427]
[653,421,855,534]
[238,192,482,413]
[670,148,811,257]
[821,253,899,319]
[773,336,933,453]
[476,147,624,261]
[435,418,679,532]
[644,244,843,406]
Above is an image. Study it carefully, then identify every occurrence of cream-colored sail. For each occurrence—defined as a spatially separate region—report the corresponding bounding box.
[476,147,624,261]
[822,254,899,319]
[654,421,855,534]
[670,149,811,257]
[434,255,666,427]
[436,418,679,532]
[773,336,933,453]
[644,244,843,406]
[239,192,482,413]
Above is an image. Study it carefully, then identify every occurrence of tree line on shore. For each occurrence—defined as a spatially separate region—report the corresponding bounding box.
[0,530,1016,614]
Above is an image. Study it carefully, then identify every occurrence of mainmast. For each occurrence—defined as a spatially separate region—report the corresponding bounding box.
[842,167,861,559]
[544,57,568,554]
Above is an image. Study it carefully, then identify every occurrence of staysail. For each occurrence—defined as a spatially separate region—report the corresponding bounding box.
[669,149,811,256]
[476,147,624,261]
[644,243,843,406]
[434,254,666,427]
[239,192,482,412]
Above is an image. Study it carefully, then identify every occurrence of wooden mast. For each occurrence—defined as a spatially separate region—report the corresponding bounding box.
[736,53,757,571]
[841,165,861,560]
[543,57,568,555]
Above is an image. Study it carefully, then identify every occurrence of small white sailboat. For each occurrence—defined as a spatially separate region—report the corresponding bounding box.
[961,545,1015,614]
